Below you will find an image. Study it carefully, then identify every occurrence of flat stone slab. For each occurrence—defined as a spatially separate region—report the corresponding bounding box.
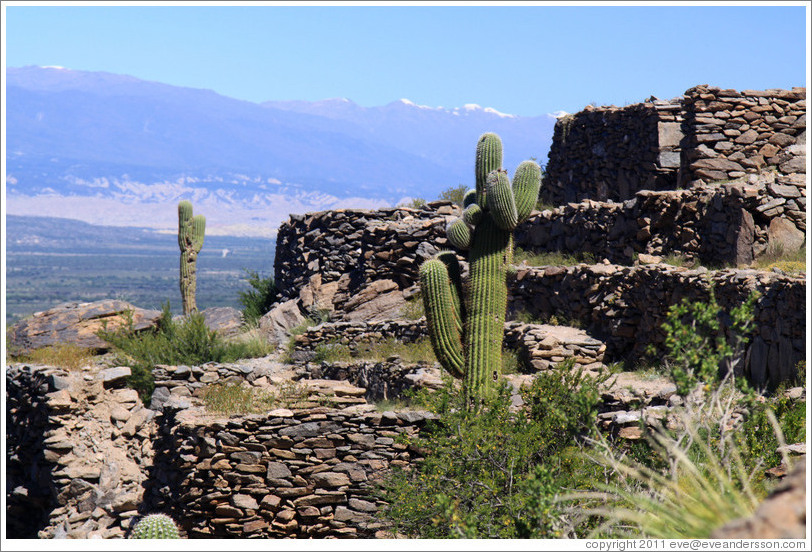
[8,300,162,354]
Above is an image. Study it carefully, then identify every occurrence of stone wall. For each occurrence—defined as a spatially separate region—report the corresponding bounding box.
[268,206,804,390]
[146,403,433,538]
[291,319,606,376]
[543,98,683,204]
[6,364,58,538]
[5,361,437,540]
[517,183,759,266]
[5,364,157,539]
[679,85,806,234]
[542,85,807,223]
[273,202,460,303]
[510,264,805,390]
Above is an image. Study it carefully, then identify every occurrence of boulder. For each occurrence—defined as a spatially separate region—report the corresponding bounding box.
[258,300,306,345]
[711,462,806,539]
[766,218,805,256]
[199,307,244,337]
[340,280,406,323]
[8,300,162,354]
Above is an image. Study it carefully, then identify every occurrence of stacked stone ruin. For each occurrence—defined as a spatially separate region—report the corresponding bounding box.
[5,84,807,540]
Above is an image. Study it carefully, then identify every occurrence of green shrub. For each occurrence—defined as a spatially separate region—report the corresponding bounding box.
[378,359,608,538]
[98,304,272,402]
[399,197,427,209]
[238,270,278,325]
[437,184,468,206]
[733,370,806,472]
[659,286,758,395]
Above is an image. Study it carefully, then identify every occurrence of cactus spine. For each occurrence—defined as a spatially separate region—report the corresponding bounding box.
[178,200,206,315]
[420,133,541,407]
[130,513,180,539]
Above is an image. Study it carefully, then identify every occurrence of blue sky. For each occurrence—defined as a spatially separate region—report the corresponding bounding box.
[3,2,809,117]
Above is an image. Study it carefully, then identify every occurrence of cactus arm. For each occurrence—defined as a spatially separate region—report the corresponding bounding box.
[420,258,465,379]
[462,188,477,209]
[486,169,519,231]
[512,160,542,223]
[435,251,465,330]
[475,133,502,209]
[191,214,206,251]
[462,203,483,226]
[446,218,472,250]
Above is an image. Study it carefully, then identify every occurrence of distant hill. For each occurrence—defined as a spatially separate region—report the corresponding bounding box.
[5,66,557,235]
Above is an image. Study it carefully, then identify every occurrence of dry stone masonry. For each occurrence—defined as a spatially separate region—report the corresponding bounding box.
[510,263,805,390]
[543,85,806,213]
[147,403,434,538]
[544,98,685,204]
[6,363,157,539]
[273,202,460,305]
[5,84,806,541]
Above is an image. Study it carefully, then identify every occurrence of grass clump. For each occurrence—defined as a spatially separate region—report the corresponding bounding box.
[202,383,277,415]
[514,247,595,267]
[313,337,437,365]
[662,252,691,267]
[582,420,763,538]
[753,241,805,272]
[399,295,425,320]
[98,304,272,402]
[12,343,96,371]
[203,380,312,414]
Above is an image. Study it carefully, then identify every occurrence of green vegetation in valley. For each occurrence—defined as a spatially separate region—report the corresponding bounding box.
[5,215,274,325]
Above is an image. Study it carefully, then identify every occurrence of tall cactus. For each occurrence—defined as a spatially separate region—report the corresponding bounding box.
[178,200,206,315]
[420,133,541,407]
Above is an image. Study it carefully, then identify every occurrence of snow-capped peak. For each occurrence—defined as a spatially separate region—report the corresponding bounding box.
[398,98,437,110]
[550,110,570,118]
[40,65,68,70]
[449,103,516,118]
[483,107,515,119]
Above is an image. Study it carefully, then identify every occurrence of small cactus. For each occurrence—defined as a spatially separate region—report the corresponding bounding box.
[178,200,206,315]
[130,513,180,539]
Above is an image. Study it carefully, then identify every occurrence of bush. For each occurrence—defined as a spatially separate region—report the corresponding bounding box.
[659,286,758,395]
[98,304,272,402]
[437,184,468,206]
[378,359,608,538]
[238,270,278,325]
[398,197,427,209]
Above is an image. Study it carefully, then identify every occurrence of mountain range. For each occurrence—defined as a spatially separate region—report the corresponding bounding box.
[5,66,558,236]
